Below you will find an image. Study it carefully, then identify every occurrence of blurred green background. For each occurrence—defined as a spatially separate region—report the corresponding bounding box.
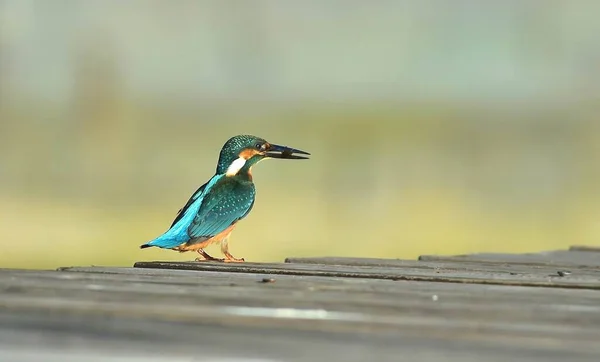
[1,1,599,269]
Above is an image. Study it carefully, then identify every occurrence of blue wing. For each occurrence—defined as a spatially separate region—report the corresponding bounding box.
[170,180,210,228]
[141,174,224,249]
[187,178,256,241]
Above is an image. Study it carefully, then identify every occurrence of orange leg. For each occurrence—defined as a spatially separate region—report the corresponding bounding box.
[195,249,224,262]
[221,238,244,263]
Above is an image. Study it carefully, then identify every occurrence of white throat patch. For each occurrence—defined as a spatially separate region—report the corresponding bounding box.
[226,157,247,176]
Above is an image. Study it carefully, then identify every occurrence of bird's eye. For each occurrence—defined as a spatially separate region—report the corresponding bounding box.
[255,143,263,150]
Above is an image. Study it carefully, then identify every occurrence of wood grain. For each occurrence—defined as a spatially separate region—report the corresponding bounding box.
[132,258,600,289]
[2,249,600,361]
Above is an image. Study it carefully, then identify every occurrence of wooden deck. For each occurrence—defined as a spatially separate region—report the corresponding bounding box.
[1,247,600,361]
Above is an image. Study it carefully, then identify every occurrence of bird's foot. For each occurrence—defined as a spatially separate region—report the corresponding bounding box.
[223,258,245,263]
[195,249,224,262]
[223,252,245,263]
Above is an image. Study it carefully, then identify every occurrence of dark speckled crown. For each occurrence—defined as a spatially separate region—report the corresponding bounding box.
[216,135,266,174]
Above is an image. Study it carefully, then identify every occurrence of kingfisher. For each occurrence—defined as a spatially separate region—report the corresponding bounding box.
[140,135,310,262]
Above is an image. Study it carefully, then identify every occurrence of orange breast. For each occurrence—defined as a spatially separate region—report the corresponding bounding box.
[173,223,238,252]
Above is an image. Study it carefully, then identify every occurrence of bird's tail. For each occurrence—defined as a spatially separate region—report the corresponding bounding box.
[139,234,186,250]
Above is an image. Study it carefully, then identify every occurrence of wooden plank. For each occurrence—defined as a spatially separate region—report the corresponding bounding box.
[285,256,597,273]
[130,260,600,290]
[2,266,600,361]
[5,267,600,311]
[2,310,597,362]
[13,268,599,344]
[285,256,415,267]
[418,250,600,267]
[570,245,600,252]
[3,268,600,341]
[5,269,600,327]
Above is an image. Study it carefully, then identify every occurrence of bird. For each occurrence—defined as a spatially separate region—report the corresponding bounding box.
[140,134,310,262]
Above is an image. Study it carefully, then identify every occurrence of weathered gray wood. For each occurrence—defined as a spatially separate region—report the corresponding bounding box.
[285,256,599,273]
[2,310,597,362]
[570,245,600,252]
[2,266,600,360]
[131,260,600,289]
[4,250,600,362]
[418,250,600,267]
[285,256,411,267]
[4,269,600,327]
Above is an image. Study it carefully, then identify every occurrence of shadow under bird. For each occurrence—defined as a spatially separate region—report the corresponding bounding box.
[140,135,310,262]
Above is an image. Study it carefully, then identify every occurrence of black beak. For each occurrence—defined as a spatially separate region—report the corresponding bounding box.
[265,143,310,160]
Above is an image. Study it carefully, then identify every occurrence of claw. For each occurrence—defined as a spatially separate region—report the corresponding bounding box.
[195,249,224,262]
[223,251,245,263]
[220,238,244,263]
